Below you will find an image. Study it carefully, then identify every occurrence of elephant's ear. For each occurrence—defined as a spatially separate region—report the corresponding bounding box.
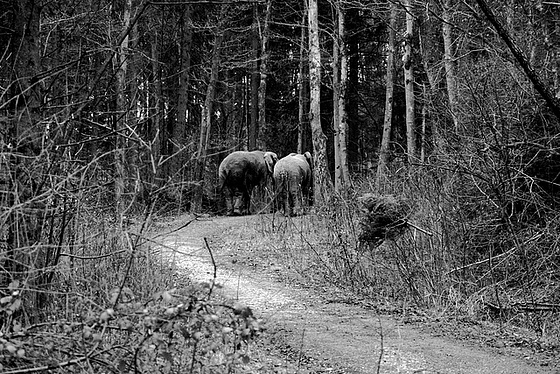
[264,152,278,174]
[304,152,313,168]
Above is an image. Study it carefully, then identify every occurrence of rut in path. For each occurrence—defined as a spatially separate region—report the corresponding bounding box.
[160,214,555,374]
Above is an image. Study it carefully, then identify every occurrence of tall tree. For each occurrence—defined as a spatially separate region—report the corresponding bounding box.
[258,0,273,150]
[249,4,260,150]
[333,0,349,193]
[376,2,397,191]
[298,8,309,154]
[114,0,133,223]
[173,4,193,178]
[192,7,226,212]
[308,0,331,203]
[403,0,416,164]
[3,0,42,290]
[442,0,459,133]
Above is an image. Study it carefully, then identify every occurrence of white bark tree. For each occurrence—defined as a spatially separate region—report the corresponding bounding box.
[308,0,331,204]
[114,0,132,222]
[258,0,272,150]
[376,2,397,191]
[403,0,416,165]
[442,0,459,133]
[333,0,349,193]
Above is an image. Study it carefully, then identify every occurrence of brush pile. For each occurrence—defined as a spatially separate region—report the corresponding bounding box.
[357,193,411,247]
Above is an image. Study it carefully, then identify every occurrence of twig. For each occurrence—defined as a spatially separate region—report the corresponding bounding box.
[1,358,89,374]
[203,237,217,299]
[59,249,127,260]
[406,221,433,236]
[444,233,544,276]
[375,315,384,374]
[296,327,306,372]
[1,342,117,374]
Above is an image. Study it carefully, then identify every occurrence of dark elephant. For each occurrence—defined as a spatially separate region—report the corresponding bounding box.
[218,150,278,216]
[273,152,313,216]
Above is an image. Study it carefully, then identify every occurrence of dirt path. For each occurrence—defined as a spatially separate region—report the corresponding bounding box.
[159,214,558,374]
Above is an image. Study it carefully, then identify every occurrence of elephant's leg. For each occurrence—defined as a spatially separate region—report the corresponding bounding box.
[224,187,234,216]
[285,184,294,217]
[292,185,304,216]
[242,188,252,215]
[232,191,244,216]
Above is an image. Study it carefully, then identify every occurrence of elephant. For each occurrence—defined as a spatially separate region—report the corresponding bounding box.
[218,150,278,216]
[273,152,313,216]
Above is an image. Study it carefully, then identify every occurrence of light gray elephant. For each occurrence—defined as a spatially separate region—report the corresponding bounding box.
[273,152,313,216]
[218,150,278,216]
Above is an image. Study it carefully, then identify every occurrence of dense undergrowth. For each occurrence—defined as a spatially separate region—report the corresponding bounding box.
[257,165,560,352]
[2,157,560,372]
[0,207,261,373]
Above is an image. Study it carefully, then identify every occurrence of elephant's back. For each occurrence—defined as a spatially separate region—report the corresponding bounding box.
[219,151,267,184]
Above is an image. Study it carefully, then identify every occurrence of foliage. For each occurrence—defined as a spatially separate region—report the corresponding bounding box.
[0,282,261,373]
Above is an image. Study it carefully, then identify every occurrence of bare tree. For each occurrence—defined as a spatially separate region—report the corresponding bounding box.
[114,0,132,223]
[376,2,397,191]
[333,0,349,193]
[474,0,560,121]
[442,0,459,133]
[173,4,193,177]
[298,8,309,154]
[192,7,226,212]
[403,0,416,164]
[249,4,260,150]
[308,0,331,203]
[258,0,273,150]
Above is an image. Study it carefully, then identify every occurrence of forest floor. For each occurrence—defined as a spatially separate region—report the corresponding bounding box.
[157,213,560,374]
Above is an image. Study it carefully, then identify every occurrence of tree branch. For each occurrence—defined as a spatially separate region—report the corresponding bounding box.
[474,0,560,121]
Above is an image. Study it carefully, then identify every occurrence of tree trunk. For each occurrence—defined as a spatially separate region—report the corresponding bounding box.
[173,4,192,178]
[375,2,397,191]
[150,35,163,174]
[419,0,444,154]
[3,0,42,291]
[333,0,349,193]
[442,0,459,133]
[192,18,224,213]
[298,8,309,154]
[308,0,331,204]
[258,0,272,150]
[420,82,427,163]
[346,7,360,170]
[333,10,340,185]
[249,5,260,150]
[114,0,132,223]
[403,0,416,164]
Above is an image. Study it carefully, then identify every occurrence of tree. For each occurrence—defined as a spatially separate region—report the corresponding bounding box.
[173,4,193,179]
[2,0,43,293]
[376,2,397,191]
[258,0,273,151]
[249,4,260,150]
[333,0,349,193]
[442,0,460,133]
[308,0,331,204]
[114,0,133,223]
[403,0,416,165]
[298,8,309,154]
[192,6,226,213]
